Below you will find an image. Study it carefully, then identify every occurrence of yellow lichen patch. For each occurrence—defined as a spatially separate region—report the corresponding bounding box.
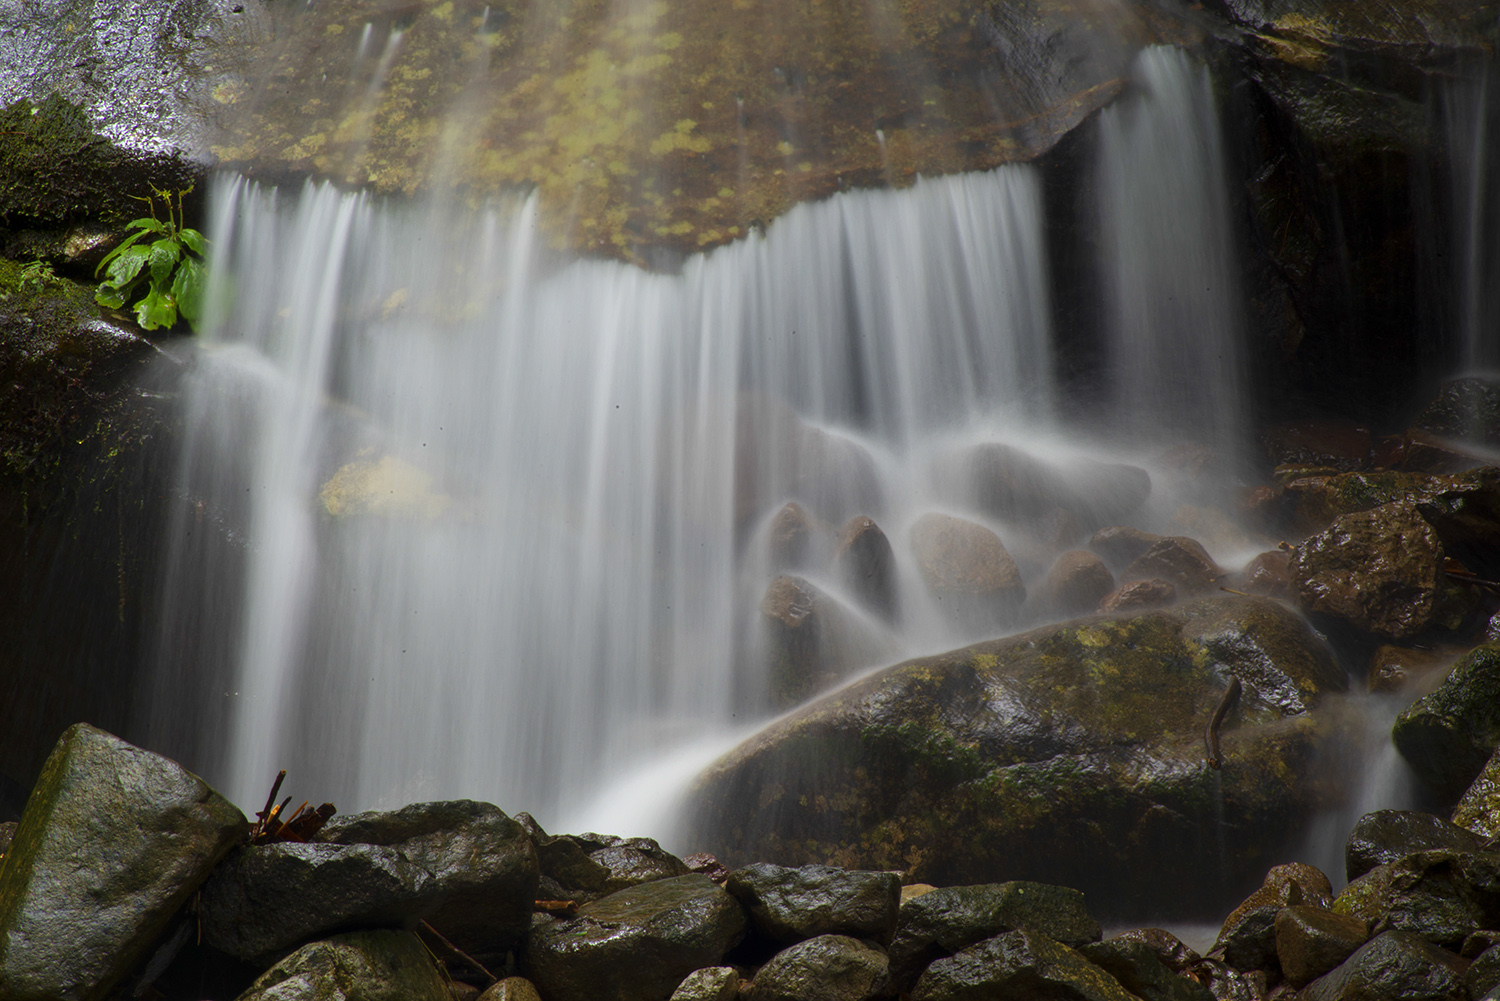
[320,456,452,519]
[380,287,409,319]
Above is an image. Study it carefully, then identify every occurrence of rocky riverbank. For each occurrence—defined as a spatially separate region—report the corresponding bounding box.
[1,720,1498,1001]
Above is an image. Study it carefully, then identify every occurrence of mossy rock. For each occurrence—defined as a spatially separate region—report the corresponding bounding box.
[1393,643,1500,800]
[686,595,1352,917]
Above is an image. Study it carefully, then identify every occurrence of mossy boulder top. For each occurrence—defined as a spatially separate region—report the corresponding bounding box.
[686,595,1352,916]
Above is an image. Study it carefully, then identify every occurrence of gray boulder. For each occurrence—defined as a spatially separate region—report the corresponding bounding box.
[518,815,691,902]
[745,935,893,1001]
[725,862,900,945]
[1393,644,1500,799]
[1298,930,1467,1001]
[233,929,450,1001]
[1344,809,1487,881]
[1333,849,1500,950]
[888,882,1101,991]
[911,928,1134,1001]
[0,723,246,1001]
[834,516,897,622]
[671,967,740,1001]
[202,799,538,965]
[524,874,747,1001]
[1076,937,1213,1001]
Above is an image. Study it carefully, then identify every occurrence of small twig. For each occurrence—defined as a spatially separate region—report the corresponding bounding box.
[1205,676,1242,770]
[419,920,497,985]
[534,899,580,916]
[257,770,287,829]
[1219,586,1251,597]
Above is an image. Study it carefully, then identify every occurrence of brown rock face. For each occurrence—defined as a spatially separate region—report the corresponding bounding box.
[1289,502,1446,641]
[1238,550,1292,601]
[1122,536,1223,595]
[1034,549,1115,617]
[1089,526,1164,570]
[908,512,1025,631]
[759,575,894,709]
[1098,578,1177,613]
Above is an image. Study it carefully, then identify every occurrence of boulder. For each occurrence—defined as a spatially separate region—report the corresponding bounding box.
[888,882,1101,991]
[744,935,893,1001]
[480,979,544,1001]
[1096,928,1201,974]
[736,397,884,533]
[670,967,740,1001]
[1076,937,1213,1001]
[1097,578,1176,613]
[233,930,450,1001]
[910,928,1134,1001]
[1088,526,1164,571]
[1392,644,1500,799]
[1467,944,1500,1001]
[202,800,538,965]
[688,596,1350,916]
[1416,466,1500,580]
[1413,378,1500,449]
[516,814,692,902]
[724,862,900,945]
[1213,905,1279,974]
[1236,550,1292,602]
[1344,809,1487,881]
[1260,420,1372,472]
[1121,537,1223,595]
[908,513,1025,631]
[524,874,747,1001]
[759,575,896,709]
[1279,470,1459,535]
[1297,930,1467,1001]
[1333,849,1500,950]
[1367,645,1455,695]
[1034,550,1116,618]
[834,517,897,621]
[1273,905,1367,989]
[0,821,14,855]
[0,724,246,1001]
[931,444,1151,531]
[767,502,820,572]
[1289,501,1455,641]
[1454,746,1500,839]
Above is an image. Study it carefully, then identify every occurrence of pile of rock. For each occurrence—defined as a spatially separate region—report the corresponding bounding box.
[3,723,1500,1001]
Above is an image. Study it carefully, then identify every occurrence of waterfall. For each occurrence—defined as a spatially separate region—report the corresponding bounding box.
[145,166,1059,826]
[1096,46,1245,447]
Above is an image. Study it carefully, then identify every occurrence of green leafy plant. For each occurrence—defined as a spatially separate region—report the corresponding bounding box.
[95,185,208,331]
[18,259,61,291]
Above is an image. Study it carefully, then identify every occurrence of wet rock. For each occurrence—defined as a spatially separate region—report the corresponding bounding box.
[1034,550,1116,618]
[524,874,747,1001]
[1297,930,1467,1001]
[1260,420,1372,472]
[1122,537,1224,595]
[1466,944,1500,1000]
[1367,645,1454,695]
[1279,470,1459,536]
[1413,378,1500,449]
[235,930,450,1001]
[0,820,14,855]
[479,978,544,1001]
[745,935,893,1001]
[1272,906,1367,989]
[1344,809,1487,881]
[1392,644,1500,799]
[1236,550,1292,602]
[1214,905,1280,974]
[1218,863,1333,934]
[670,967,740,1001]
[1077,936,1214,1001]
[1454,746,1500,839]
[760,575,896,709]
[1333,849,1500,950]
[888,882,1101,991]
[768,502,819,571]
[689,596,1350,916]
[1088,526,1164,571]
[1104,928,1201,974]
[518,814,691,902]
[202,800,538,966]
[736,397,884,533]
[1289,501,1451,641]
[1098,578,1177,613]
[932,443,1152,531]
[724,862,900,945]
[835,516,897,621]
[1377,430,1491,475]
[1416,466,1500,580]
[911,928,1134,1001]
[0,724,246,1001]
[908,513,1025,631]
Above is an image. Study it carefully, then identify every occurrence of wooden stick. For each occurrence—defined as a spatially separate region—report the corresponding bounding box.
[1205,676,1242,770]
[419,920,496,985]
[257,770,287,827]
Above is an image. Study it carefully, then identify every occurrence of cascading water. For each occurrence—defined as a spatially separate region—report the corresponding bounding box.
[145,164,1064,829]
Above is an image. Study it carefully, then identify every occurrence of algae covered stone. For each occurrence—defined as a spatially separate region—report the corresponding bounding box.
[688,596,1351,915]
[1393,644,1500,799]
[235,929,451,1001]
[0,723,247,1001]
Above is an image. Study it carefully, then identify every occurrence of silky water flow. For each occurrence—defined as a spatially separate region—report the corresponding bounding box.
[142,46,1403,851]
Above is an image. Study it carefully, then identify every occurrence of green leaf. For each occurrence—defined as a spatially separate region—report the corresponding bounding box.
[103,245,151,288]
[94,287,126,309]
[178,228,207,256]
[171,256,206,326]
[134,286,177,331]
[125,217,168,234]
[95,229,152,275]
[148,238,181,286]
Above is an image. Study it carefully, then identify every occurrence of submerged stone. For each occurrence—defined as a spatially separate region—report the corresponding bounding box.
[0,724,246,1001]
